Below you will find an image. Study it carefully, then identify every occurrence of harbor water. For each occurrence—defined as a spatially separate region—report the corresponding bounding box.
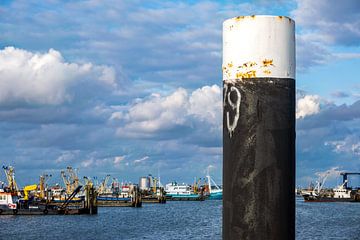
[1,199,360,239]
[296,197,360,239]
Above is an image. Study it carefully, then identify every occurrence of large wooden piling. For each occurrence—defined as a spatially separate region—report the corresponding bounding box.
[223,15,295,240]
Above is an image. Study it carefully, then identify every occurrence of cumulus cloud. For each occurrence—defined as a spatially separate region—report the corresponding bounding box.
[325,135,360,156]
[115,85,221,139]
[296,95,321,119]
[292,0,360,46]
[0,47,116,105]
[188,85,222,126]
[292,0,360,71]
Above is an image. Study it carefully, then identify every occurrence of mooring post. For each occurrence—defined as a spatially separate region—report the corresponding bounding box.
[223,15,295,240]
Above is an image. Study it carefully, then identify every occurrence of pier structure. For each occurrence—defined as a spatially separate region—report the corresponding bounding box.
[222,15,295,240]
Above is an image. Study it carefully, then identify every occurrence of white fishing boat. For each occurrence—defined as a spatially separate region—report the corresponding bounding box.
[165,182,204,200]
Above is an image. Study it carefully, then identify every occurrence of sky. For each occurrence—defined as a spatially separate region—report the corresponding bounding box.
[0,0,359,188]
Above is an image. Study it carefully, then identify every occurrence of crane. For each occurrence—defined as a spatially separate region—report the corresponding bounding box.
[61,167,83,195]
[152,177,157,193]
[39,174,52,199]
[98,175,110,194]
[340,172,360,189]
[83,176,93,187]
[23,184,38,200]
[67,167,80,192]
[193,177,201,194]
[61,170,72,195]
[3,165,19,192]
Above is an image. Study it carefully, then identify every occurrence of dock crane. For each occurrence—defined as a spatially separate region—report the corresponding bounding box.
[98,175,110,194]
[61,170,72,195]
[23,184,38,200]
[67,167,80,192]
[3,165,19,193]
[152,177,158,193]
[61,167,82,195]
[39,174,52,199]
[83,176,94,187]
[340,172,360,189]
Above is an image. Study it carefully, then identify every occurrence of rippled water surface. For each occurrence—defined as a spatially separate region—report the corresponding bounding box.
[0,200,222,240]
[296,197,360,240]
[2,199,360,239]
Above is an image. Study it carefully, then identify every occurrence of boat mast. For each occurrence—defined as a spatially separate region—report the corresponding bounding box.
[207,173,212,194]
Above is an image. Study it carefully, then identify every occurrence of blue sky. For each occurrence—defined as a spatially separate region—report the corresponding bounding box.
[0,0,359,188]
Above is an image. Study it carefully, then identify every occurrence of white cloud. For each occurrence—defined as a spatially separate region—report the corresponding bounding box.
[292,0,360,71]
[296,95,321,119]
[324,140,346,153]
[292,0,360,46]
[325,136,360,156]
[188,85,222,126]
[115,88,188,137]
[133,156,149,164]
[114,155,125,164]
[0,46,116,105]
[55,150,80,163]
[115,85,222,138]
[81,159,94,168]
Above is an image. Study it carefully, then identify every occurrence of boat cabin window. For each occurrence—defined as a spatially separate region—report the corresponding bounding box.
[0,195,8,201]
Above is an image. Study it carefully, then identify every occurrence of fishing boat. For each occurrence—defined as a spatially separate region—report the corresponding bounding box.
[165,182,204,201]
[205,175,223,200]
[97,184,142,207]
[0,185,97,215]
[302,172,360,202]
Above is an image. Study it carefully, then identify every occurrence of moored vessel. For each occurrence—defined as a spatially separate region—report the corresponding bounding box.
[302,172,360,202]
[165,182,205,201]
[204,175,222,200]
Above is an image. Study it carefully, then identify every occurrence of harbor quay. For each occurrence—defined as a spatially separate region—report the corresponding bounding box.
[0,165,222,216]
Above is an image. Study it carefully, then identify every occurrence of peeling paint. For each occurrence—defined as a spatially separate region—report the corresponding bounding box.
[262,59,274,67]
[223,16,295,80]
[236,70,256,79]
[235,16,245,21]
[263,69,271,75]
[239,62,257,68]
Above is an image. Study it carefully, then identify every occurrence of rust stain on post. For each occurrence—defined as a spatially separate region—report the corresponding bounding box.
[235,70,256,79]
[235,16,245,21]
[263,70,271,75]
[262,59,274,67]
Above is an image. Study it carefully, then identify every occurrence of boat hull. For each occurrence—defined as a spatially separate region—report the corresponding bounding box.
[207,192,223,200]
[303,195,360,202]
[166,194,205,201]
[96,196,141,207]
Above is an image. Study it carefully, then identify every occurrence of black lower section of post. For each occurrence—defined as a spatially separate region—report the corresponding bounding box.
[223,78,295,240]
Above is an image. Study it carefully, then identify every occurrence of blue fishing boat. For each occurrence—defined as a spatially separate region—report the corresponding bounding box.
[206,175,222,200]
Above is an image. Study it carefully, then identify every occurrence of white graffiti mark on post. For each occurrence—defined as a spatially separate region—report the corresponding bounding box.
[223,84,228,107]
[225,86,241,138]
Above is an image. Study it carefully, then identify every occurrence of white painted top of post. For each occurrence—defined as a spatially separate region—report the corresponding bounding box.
[223,15,295,81]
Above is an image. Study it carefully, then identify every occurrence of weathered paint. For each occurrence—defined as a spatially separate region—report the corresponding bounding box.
[223,15,295,240]
[223,15,295,81]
